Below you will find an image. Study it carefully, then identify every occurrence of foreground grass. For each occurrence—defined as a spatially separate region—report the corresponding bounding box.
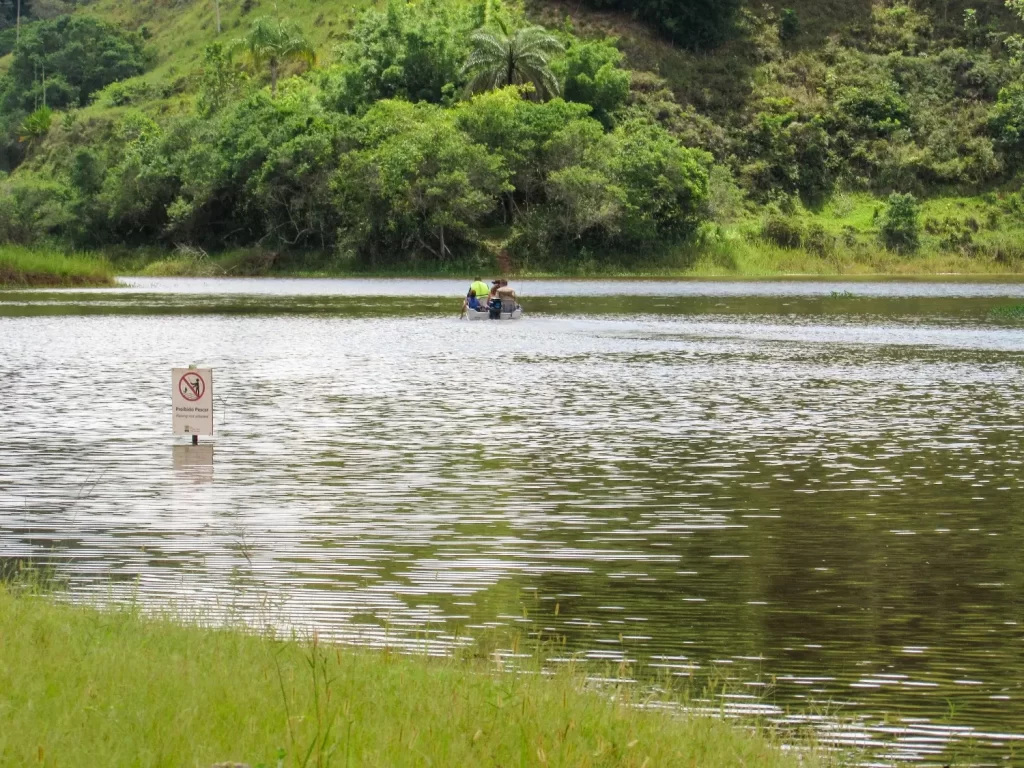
[0,246,116,287]
[0,588,816,768]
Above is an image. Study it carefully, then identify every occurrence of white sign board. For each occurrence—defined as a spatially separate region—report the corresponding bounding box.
[172,368,213,436]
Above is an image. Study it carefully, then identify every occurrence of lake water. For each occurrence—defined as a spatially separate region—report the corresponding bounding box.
[2,278,1023,766]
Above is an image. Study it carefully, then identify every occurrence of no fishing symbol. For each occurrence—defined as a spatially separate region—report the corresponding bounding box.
[178,371,206,402]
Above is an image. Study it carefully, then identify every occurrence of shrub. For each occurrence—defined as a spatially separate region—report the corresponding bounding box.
[805,223,834,256]
[742,111,839,204]
[93,78,156,107]
[833,82,911,135]
[879,192,921,252]
[18,107,53,143]
[0,174,74,243]
[761,215,803,248]
[865,2,932,55]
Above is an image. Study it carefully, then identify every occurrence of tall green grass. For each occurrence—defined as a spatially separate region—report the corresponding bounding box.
[0,586,819,768]
[0,246,116,287]
[116,238,1024,279]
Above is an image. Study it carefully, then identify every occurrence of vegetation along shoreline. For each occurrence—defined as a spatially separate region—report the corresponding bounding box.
[0,585,824,767]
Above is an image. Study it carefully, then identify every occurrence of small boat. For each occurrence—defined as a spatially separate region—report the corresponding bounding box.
[465,305,523,321]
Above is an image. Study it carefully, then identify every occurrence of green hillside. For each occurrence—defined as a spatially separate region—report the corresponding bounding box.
[3,0,1024,275]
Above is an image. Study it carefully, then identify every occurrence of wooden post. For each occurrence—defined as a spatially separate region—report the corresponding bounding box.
[189,363,198,445]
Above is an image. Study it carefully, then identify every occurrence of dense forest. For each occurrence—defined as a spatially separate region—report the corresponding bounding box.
[3,0,1024,272]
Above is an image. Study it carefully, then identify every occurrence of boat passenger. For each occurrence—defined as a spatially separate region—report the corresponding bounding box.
[488,279,503,319]
[469,276,490,303]
[497,279,517,313]
[463,276,490,313]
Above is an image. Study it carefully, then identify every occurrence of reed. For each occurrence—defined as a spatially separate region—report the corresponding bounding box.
[0,246,116,287]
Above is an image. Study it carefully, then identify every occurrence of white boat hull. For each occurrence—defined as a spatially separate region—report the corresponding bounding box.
[465,307,523,321]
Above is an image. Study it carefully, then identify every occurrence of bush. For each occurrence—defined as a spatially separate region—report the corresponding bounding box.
[0,174,74,244]
[93,77,156,107]
[761,215,803,248]
[833,82,911,135]
[18,107,53,142]
[605,118,711,243]
[879,192,921,252]
[804,223,834,256]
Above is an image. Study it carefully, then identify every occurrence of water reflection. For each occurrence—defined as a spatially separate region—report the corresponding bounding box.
[1,282,1022,765]
[172,444,214,484]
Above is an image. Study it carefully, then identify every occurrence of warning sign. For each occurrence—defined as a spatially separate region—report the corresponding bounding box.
[172,367,213,436]
[178,372,205,401]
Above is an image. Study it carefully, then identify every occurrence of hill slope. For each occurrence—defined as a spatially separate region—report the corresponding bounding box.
[2,0,1024,275]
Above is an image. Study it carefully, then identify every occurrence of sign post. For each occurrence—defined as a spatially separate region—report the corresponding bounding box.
[172,365,213,443]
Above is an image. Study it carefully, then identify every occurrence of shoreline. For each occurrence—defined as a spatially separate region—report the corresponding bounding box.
[120,271,1024,281]
[5,241,1024,289]
[7,271,1024,291]
[0,587,819,767]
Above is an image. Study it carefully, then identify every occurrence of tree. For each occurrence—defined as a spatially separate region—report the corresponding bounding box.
[196,42,247,116]
[329,0,474,110]
[989,80,1024,162]
[606,118,711,243]
[554,37,630,127]
[0,0,30,37]
[2,15,146,110]
[455,86,595,216]
[464,20,563,101]
[236,17,315,97]
[335,101,510,261]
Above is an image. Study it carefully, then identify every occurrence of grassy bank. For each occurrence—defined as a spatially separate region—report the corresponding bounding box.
[112,237,1024,280]
[0,587,817,768]
[0,247,116,287]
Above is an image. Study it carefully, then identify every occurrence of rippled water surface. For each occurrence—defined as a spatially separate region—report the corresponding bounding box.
[2,279,1023,766]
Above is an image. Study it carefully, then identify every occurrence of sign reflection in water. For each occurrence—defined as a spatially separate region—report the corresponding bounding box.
[1,280,1023,766]
[172,444,214,484]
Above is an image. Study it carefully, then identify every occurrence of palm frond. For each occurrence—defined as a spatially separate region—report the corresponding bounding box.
[464,45,503,72]
[463,22,562,101]
[241,17,317,74]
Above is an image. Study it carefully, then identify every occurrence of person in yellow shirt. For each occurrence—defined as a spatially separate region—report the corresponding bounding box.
[464,276,490,312]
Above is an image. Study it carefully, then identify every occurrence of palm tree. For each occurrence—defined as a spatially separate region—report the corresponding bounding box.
[464,21,564,101]
[237,17,316,97]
